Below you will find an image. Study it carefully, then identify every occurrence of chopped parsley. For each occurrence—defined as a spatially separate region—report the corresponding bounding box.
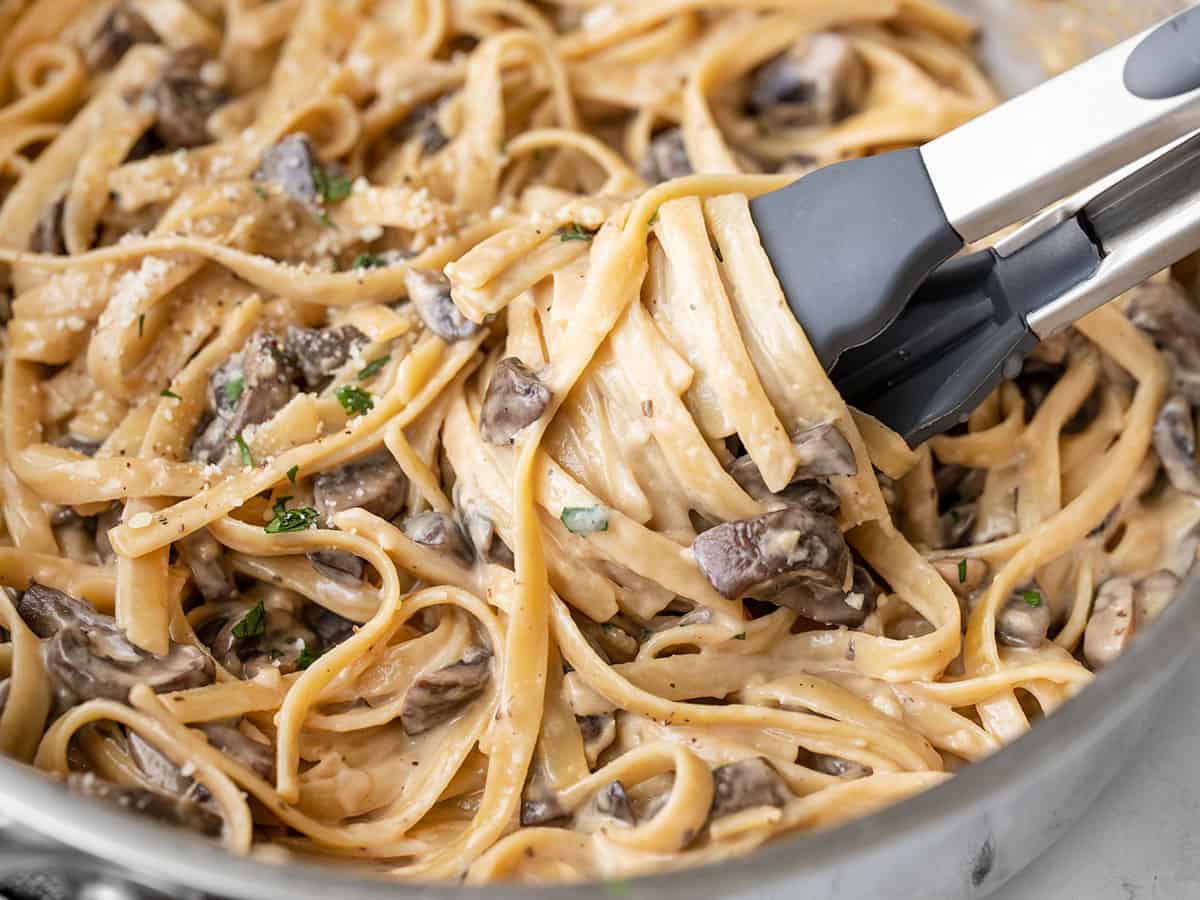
[286,464,299,484]
[137,313,145,338]
[560,506,609,534]
[223,375,245,406]
[1023,589,1042,608]
[312,167,353,203]
[296,642,324,670]
[254,186,268,200]
[958,559,968,584]
[159,388,180,400]
[269,648,283,659]
[313,209,335,229]
[647,210,658,227]
[357,355,390,380]
[335,384,374,416]
[733,632,746,641]
[264,496,319,534]
[351,253,386,270]
[232,600,266,639]
[558,222,596,242]
[235,432,253,467]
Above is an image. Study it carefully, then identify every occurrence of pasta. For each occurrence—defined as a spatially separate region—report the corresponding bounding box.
[0,0,1196,885]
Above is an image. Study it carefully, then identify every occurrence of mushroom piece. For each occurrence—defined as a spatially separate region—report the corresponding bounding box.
[128,731,193,796]
[148,47,228,149]
[748,33,867,129]
[84,3,159,70]
[939,503,977,549]
[577,713,616,768]
[394,102,449,156]
[20,584,215,707]
[285,324,368,390]
[691,506,850,601]
[400,646,492,735]
[301,603,357,649]
[796,748,871,779]
[54,433,103,456]
[1084,577,1137,669]
[253,133,322,209]
[521,777,567,826]
[403,268,482,342]
[1134,570,1180,624]
[95,503,122,564]
[68,773,221,837]
[205,587,317,678]
[772,562,879,626]
[401,511,475,564]
[1126,281,1200,370]
[1153,395,1200,496]
[176,527,235,603]
[29,196,67,255]
[574,780,636,833]
[459,504,515,568]
[479,357,553,445]
[312,448,409,524]
[638,128,692,184]
[306,549,366,582]
[708,757,792,820]
[726,422,855,507]
[995,588,1051,649]
[197,723,274,780]
[0,678,9,718]
[191,330,300,464]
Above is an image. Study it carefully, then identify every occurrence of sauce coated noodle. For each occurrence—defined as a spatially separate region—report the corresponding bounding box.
[0,0,1195,884]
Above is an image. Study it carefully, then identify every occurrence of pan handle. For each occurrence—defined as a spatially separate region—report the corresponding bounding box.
[920,6,1200,244]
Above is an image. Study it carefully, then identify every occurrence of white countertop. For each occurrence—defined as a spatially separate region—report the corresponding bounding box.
[993,652,1200,899]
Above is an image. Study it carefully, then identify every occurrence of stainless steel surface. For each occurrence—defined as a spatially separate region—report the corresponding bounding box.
[2,2,1198,899]
[923,6,1200,243]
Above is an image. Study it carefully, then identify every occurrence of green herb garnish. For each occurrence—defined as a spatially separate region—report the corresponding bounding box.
[312,167,353,203]
[286,464,299,484]
[269,648,283,659]
[137,313,145,338]
[296,642,324,670]
[313,209,335,229]
[733,632,746,641]
[235,432,253,467]
[958,559,968,584]
[232,600,266,639]
[560,506,609,534]
[159,388,180,400]
[254,186,268,200]
[357,355,390,380]
[264,496,319,534]
[558,222,596,242]
[1023,589,1042,608]
[335,384,374,416]
[351,253,386,270]
[647,211,658,227]
[223,375,245,406]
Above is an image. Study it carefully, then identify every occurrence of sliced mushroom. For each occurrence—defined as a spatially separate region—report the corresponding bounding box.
[708,757,792,820]
[306,549,365,582]
[1153,395,1200,496]
[400,646,492,735]
[95,503,122,564]
[148,47,228,149]
[84,3,159,70]
[301,603,357,649]
[939,503,977,549]
[691,506,849,601]
[191,330,300,464]
[17,581,111,635]
[995,588,1051,649]
[403,268,481,342]
[773,563,878,626]
[205,586,316,678]
[177,527,235,603]
[1127,281,1200,371]
[0,678,9,718]
[394,102,449,156]
[67,773,221,837]
[1134,570,1180,624]
[253,133,321,208]
[401,511,474,564]
[459,504,515,568]
[1084,577,1136,668]
[575,780,636,833]
[748,33,867,129]
[577,713,616,768]
[971,490,1018,545]
[479,357,552,445]
[312,448,409,524]
[638,128,692,184]
[521,778,567,826]
[285,324,368,390]
[796,748,871,779]
[53,433,102,456]
[128,731,192,796]
[30,196,66,255]
[197,723,274,780]
[727,422,854,506]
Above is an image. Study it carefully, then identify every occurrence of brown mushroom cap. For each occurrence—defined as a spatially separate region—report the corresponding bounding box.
[748,33,867,130]
[148,47,228,149]
[286,324,368,390]
[708,757,792,819]
[400,645,492,735]
[313,448,409,524]
[995,588,1051,649]
[403,268,482,342]
[68,773,221,837]
[1084,577,1137,669]
[479,357,553,445]
[1153,395,1200,496]
[638,128,692,184]
[401,511,475,564]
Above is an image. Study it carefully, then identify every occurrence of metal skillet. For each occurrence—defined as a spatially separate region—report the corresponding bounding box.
[1,2,1197,898]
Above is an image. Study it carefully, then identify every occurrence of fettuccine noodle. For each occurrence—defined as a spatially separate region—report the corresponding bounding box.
[0,0,1197,885]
